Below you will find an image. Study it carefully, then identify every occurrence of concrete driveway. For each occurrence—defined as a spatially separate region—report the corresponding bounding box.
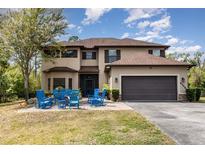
[126,102,205,145]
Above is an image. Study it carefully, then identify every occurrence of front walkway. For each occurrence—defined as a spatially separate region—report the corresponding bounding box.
[18,99,133,113]
[127,102,205,145]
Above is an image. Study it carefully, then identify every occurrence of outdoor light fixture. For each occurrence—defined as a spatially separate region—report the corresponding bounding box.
[181,77,185,83]
[115,77,118,83]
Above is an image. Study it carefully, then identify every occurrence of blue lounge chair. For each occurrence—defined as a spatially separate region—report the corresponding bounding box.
[53,91,67,109]
[90,89,107,107]
[36,90,53,109]
[87,88,100,104]
[69,92,80,109]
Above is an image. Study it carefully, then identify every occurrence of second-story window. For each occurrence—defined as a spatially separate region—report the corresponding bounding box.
[148,49,165,57]
[82,52,96,60]
[105,49,121,63]
[44,50,60,58]
[61,50,78,58]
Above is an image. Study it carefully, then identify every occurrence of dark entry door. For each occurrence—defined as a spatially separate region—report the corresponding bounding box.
[122,76,177,101]
[80,74,99,96]
[85,79,95,96]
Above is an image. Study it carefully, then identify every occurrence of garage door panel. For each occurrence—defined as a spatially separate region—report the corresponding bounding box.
[122,76,177,101]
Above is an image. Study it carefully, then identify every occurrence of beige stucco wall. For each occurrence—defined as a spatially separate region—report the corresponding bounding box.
[41,46,172,91]
[42,47,81,71]
[110,66,188,97]
[98,47,166,89]
[43,72,78,91]
[81,50,98,66]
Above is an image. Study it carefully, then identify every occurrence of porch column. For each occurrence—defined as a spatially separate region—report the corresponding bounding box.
[51,77,54,91]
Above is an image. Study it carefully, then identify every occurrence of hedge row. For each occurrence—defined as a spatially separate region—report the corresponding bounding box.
[186,88,201,102]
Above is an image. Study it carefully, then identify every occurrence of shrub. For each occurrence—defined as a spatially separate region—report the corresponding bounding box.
[186,88,201,102]
[112,89,119,102]
[186,89,195,102]
[103,84,111,100]
[195,88,201,101]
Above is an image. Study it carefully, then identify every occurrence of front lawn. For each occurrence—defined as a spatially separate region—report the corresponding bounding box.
[0,104,175,144]
[199,97,205,103]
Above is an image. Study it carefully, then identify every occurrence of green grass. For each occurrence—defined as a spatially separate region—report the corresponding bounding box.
[0,104,175,145]
[199,97,205,103]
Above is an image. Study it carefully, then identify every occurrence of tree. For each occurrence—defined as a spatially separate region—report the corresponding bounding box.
[0,9,68,100]
[68,36,80,42]
[0,38,10,102]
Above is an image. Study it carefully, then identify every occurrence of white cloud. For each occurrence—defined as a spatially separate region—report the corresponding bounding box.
[134,30,160,42]
[82,8,111,25]
[68,23,76,29]
[150,16,171,31]
[137,21,150,29]
[77,26,83,33]
[121,32,129,39]
[124,8,164,24]
[166,37,179,45]
[167,45,202,53]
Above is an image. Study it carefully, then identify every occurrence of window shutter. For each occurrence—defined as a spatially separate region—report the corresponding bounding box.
[105,50,109,63]
[148,50,153,54]
[73,50,78,57]
[82,52,86,59]
[92,52,96,59]
[69,78,72,89]
[160,50,165,57]
[116,50,121,60]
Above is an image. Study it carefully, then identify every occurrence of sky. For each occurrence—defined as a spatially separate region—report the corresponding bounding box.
[61,8,205,54]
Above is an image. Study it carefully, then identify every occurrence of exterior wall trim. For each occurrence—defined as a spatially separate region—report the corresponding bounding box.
[119,74,180,100]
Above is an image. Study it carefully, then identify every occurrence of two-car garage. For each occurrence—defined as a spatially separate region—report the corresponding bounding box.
[121,76,178,101]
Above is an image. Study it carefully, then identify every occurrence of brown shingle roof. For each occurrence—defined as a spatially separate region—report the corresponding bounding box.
[79,66,99,73]
[43,67,78,72]
[57,38,169,48]
[108,53,191,66]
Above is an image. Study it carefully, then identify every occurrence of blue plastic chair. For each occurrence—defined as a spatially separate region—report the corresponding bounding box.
[87,88,100,104]
[90,89,107,107]
[36,90,53,109]
[69,93,80,109]
[53,91,67,109]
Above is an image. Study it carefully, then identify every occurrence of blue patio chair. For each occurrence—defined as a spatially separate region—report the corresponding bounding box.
[87,88,100,104]
[53,91,67,109]
[69,93,80,109]
[65,89,72,96]
[36,90,53,109]
[90,89,107,107]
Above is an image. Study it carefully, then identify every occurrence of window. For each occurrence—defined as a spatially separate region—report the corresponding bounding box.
[148,49,165,57]
[48,78,51,91]
[44,50,60,58]
[153,50,160,56]
[68,78,72,89]
[61,50,77,58]
[82,52,96,59]
[105,49,121,63]
[53,78,65,89]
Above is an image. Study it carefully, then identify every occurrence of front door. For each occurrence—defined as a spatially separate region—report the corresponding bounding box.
[80,74,99,97]
[85,79,95,96]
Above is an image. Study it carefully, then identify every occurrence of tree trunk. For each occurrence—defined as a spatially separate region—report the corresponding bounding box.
[24,72,30,101]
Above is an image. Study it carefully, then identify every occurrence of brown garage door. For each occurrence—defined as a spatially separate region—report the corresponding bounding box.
[122,76,177,101]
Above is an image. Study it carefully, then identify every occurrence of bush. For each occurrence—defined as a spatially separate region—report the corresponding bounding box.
[186,89,195,102]
[186,88,201,102]
[195,88,201,101]
[112,89,119,102]
[103,84,111,100]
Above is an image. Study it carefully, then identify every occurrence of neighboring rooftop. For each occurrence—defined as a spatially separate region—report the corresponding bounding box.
[107,52,192,67]
[57,38,170,48]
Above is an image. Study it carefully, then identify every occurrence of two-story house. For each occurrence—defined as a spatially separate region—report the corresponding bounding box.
[42,38,191,101]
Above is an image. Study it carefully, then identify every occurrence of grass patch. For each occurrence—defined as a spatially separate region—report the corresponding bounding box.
[199,97,205,103]
[0,104,175,145]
